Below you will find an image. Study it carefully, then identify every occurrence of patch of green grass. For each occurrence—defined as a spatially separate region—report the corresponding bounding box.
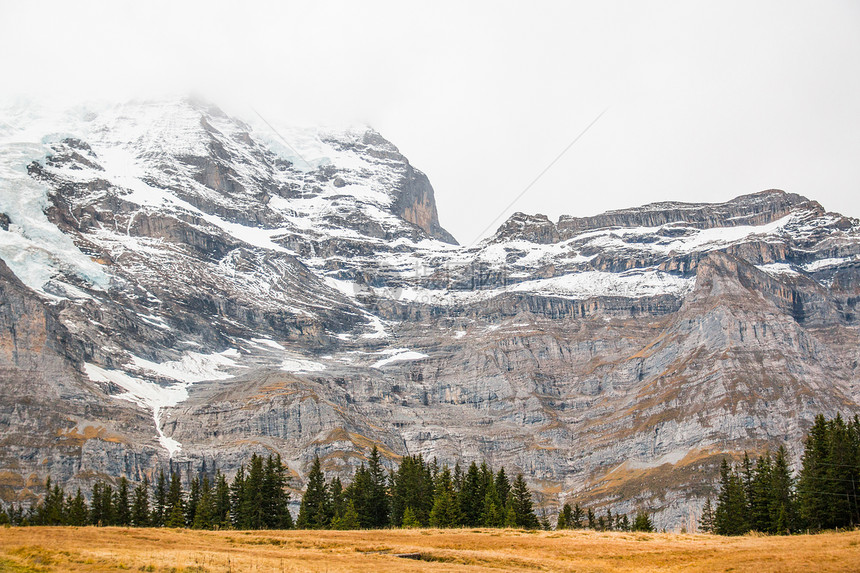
[0,556,49,572]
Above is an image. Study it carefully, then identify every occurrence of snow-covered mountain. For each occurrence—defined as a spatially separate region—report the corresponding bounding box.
[1,97,859,528]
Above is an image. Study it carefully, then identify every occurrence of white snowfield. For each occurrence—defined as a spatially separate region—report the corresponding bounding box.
[280,358,326,373]
[372,349,429,369]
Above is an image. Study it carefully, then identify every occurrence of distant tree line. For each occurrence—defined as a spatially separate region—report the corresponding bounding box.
[0,447,544,530]
[555,502,655,532]
[296,447,541,529]
[0,452,291,529]
[700,414,860,535]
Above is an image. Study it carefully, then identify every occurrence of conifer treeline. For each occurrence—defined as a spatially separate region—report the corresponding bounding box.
[0,453,291,529]
[296,447,541,529]
[0,447,543,530]
[701,414,860,535]
[554,502,655,533]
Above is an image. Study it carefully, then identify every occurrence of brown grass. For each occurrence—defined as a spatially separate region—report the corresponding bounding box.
[0,527,858,572]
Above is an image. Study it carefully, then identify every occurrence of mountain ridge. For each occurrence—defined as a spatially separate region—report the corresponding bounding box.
[1,97,859,529]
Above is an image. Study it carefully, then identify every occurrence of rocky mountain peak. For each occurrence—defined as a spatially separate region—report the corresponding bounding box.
[490,189,825,245]
[1,98,859,530]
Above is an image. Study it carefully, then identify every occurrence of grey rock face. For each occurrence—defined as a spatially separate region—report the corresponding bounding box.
[0,98,859,530]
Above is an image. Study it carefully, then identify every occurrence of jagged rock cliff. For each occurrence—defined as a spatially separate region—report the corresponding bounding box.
[1,98,859,529]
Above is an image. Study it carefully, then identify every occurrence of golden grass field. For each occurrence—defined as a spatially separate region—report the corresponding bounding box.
[0,527,858,572]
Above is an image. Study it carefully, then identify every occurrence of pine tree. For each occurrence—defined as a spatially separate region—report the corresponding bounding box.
[152,469,167,527]
[185,476,200,527]
[115,477,131,526]
[741,452,755,519]
[481,480,504,528]
[366,446,390,528]
[587,507,596,530]
[605,508,614,531]
[632,511,654,532]
[165,500,186,528]
[699,497,715,533]
[192,475,216,529]
[90,482,104,526]
[510,474,539,529]
[230,464,246,528]
[66,488,88,526]
[714,459,748,535]
[37,477,66,525]
[494,468,511,511]
[769,446,796,534]
[100,483,115,526]
[458,461,483,526]
[401,506,420,528]
[557,503,572,530]
[328,476,345,527]
[571,503,585,528]
[262,454,293,529]
[330,499,360,530]
[504,497,517,528]
[131,477,150,527]
[797,414,830,531]
[749,452,773,532]
[241,454,265,529]
[391,455,433,527]
[166,471,184,528]
[297,456,329,529]
[429,466,460,528]
[214,471,231,528]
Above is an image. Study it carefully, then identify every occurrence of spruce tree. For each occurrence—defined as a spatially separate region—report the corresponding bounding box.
[401,506,420,528]
[769,446,795,534]
[571,503,584,528]
[185,476,200,527]
[230,464,246,528]
[481,480,504,527]
[67,488,88,526]
[262,454,293,529]
[100,483,115,526]
[330,499,360,530]
[494,468,511,511]
[366,446,390,528]
[429,466,460,528]
[115,477,131,526]
[632,511,654,532]
[166,471,184,528]
[131,477,150,527]
[797,414,829,530]
[297,456,329,529]
[459,462,483,526]
[152,469,167,527]
[241,454,265,529]
[192,475,215,530]
[510,474,539,529]
[749,452,773,532]
[214,471,231,528]
[557,503,572,530]
[714,459,748,535]
[699,497,715,533]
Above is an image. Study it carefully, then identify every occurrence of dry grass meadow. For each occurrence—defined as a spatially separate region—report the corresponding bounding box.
[0,527,858,572]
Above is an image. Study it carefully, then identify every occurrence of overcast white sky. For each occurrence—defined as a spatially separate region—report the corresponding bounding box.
[2,1,859,244]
